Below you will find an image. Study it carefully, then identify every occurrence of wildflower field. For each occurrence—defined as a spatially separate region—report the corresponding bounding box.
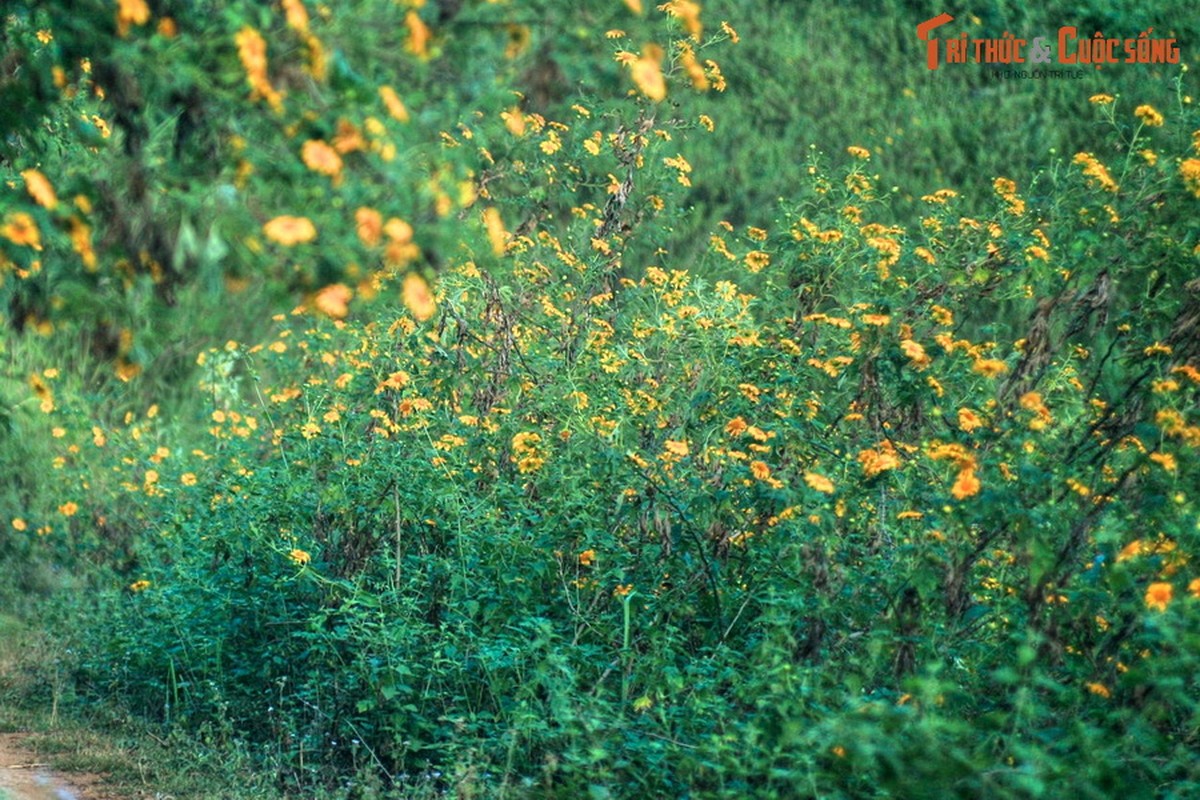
[2,1,1199,797]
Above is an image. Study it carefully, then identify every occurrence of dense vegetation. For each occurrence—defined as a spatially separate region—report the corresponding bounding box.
[2,1,1199,797]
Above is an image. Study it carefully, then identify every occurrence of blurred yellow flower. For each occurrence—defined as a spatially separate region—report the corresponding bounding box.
[263,215,316,245]
[21,169,57,210]
[116,0,150,37]
[630,45,666,101]
[314,283,352,319]
[356,207,383,246]
[302,140,343,182]
[288,548,311,565]
[664,439,689,456]
[402,272,437,321]
[2,212,43,250]
[379,86,410,122]
[804,472,835,494]
[1179,158,1200,198]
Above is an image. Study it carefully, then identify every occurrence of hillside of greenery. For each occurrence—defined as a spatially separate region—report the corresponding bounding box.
[2,1,1199,798]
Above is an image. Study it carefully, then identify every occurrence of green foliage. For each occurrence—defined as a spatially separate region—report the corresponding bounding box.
[3,1,1200,798]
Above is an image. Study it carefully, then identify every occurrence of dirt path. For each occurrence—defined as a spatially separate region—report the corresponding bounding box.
[0,734,108,800]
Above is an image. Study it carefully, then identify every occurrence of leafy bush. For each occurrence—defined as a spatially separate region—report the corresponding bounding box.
[3,1,1200,797]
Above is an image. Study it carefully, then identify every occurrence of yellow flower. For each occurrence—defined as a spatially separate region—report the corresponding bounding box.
[846,145,870,160]
[1149,452,1177,472]
[129,579,151,592]
[1085,682,1110,698]
[972,358,1008,378]
[379,86,410,123]
[1189,577,1200,599]
[1179,158,1200,198]
[1145,581,1173,612]
[957,408,984,432]
[301,140,343,181]
[21,169,58,210]
[281,0,309,31]
[405,10,431,59]
[1134,104,1164,127]
[804,471,835,494]
[314,283,352,319]
[900,339,931,369]
[402,272,437,321]
[356,207,383,247]
[263,215,316,246]
[750,460,771,481]
[116,0,150,37]
[59,501,79,517]
[482,207,507,256]
[2,212,43,250]
[12,518,28,531]
[725,417,748,437]
[288,548,312,565]
[578,549,596,567]
[1073,152,1119,193]
[1088,93,1114,105]
[300,421,321,439]
[181,472,197,486]
[630,44,666,101]
[744,250,770,272]
[664,439,689,457]
[660,0,702,40]
[951,468,981,499]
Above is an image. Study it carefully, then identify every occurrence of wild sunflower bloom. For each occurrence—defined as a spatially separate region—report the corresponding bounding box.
[263,215,316,245]
[116,0,150,37]
[744,250,770,272]
[1134,104,1164,127]
[951,468,981,499]
[314,283,352,319]
[288,548,311,566]
[2,212,43,250]
[972,358,1008,378]
[301,140,343,183]
[578,549,596,567]
[402,272,436,321]
[664,439,689,457]
[129,579,151,592]
[379,86,410,122]
[629,44,666,101]
[1088,93,1114,105]
[59,501,79,517]
[1073,152,1119,193]
[804,471,835,494]
[900,339,931,369]
[1085,682,1110,698]
[846,145,870,160]
[356,207,383,246]
[1179,158,1200,198]
[1144,581,1173,612]
[21,169,58,210]
[958,408,984,432]
[750,460,771,480]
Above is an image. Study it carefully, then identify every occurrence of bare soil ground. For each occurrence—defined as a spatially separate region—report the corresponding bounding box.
[0,734,111,800]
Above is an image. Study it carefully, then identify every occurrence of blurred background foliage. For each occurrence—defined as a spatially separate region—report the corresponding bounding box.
[1,0,1199,797]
